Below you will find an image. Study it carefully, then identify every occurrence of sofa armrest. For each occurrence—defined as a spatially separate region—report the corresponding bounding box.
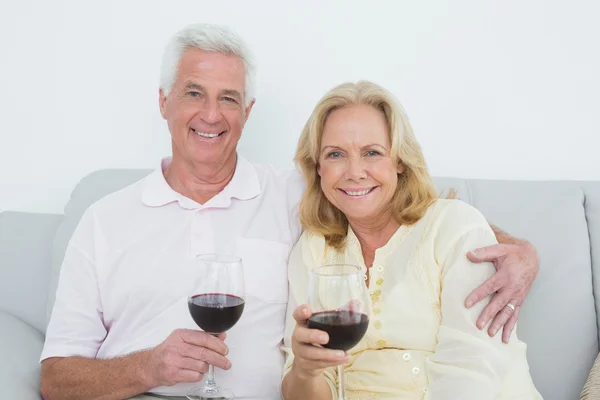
[581,353,600,399]
[0,310,43,399]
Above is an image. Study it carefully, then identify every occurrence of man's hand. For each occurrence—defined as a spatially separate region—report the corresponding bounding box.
[144,329,231,387]
[465,242,539,343]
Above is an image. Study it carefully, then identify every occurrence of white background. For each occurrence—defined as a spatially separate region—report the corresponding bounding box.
[1,0,599,214]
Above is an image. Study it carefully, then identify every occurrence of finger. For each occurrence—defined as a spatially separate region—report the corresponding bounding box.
[180,344,232,370]
[175,369,204,383]
[293,305,312,324]
[476,291,512,330]
[177,357,210,374]
[295,343,348,363]
[179,329,229,355]
[502,305,520,344]
[465,274,503,309]
[467,244,508,263]
[340,299,362,312]
[487,300,519,337]
[294,325,330,346]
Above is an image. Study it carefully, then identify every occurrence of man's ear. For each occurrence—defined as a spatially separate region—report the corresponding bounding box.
[243,99,256,123]
[159,88,168,120]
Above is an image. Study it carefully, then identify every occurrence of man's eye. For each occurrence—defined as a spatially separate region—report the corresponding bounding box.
[187,91,201,97]
[222,97,237,103]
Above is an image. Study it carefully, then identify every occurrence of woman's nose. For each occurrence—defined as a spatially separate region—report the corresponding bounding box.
[345,158,367,181]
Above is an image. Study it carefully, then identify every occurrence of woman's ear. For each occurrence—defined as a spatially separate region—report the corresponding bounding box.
[397,161,405,175]
[317,163,322,177]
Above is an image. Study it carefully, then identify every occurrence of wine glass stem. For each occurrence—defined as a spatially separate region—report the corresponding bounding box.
[337,364,346,400]
[203,365,218,393]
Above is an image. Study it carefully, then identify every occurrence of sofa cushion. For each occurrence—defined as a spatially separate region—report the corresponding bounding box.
[0,211,63,333]
[0,311,45,399]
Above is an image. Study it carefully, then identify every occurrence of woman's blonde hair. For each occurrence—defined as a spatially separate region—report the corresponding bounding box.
[295,80,441,249]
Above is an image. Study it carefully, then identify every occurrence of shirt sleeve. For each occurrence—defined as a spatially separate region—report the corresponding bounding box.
[281,233,337,398]
[425,201,515,399]
[40,208,107,361]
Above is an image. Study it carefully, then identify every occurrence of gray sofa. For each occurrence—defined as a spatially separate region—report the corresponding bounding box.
[1,168,599,400]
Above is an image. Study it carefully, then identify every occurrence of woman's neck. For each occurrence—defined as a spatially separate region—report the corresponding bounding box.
[348,213,400,268]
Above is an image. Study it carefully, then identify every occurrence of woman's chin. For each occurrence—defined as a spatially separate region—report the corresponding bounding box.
[343,210,380,223]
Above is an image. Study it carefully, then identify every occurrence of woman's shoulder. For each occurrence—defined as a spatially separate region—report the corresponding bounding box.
[422,199,497,266]
[293,230,327,251]
[424,199,493,241]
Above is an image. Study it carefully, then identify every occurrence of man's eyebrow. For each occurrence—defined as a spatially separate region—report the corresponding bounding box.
[184,82,204,91]
[221,89,242,99]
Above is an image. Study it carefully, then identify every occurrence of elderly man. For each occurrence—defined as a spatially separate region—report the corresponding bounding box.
[39,23,539,400]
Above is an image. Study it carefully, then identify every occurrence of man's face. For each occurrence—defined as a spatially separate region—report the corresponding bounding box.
[159,48,254,169]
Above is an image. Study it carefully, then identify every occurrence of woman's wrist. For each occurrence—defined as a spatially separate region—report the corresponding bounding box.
[283,363,330,400]
[290,361,322,382]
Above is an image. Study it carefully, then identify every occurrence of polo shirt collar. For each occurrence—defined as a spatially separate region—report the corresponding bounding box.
[141,155,260,209]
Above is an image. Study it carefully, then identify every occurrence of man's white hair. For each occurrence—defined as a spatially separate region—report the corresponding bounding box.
[160,23,256,106]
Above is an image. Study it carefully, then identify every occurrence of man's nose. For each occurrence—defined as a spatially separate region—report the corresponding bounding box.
[199,99,223,125]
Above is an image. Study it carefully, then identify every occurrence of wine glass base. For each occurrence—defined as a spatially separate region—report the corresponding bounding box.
[186,387,235,400]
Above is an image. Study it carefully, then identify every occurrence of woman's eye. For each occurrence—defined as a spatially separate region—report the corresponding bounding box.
[327,151,342,158]
[366,150,381,156]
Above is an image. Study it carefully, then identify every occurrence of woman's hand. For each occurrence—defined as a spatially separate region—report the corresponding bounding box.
[290,305,349,380]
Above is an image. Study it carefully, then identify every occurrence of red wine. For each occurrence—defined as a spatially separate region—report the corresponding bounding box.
[308,310,369,351]
[188,293,245,333]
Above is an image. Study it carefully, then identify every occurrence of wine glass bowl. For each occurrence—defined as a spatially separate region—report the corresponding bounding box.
[307,309,369,351]
[188,293,245,334]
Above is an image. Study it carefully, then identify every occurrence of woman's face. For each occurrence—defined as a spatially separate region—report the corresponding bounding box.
[318,104,404,225]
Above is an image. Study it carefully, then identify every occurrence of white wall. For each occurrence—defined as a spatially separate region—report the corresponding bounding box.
[1,0,599,214]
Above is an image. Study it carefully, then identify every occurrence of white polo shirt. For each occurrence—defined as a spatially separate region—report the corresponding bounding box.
[41,155,304,399]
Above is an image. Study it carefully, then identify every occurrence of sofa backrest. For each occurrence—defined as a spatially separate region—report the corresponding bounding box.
[0,211,63,333]
[3,167,596,400]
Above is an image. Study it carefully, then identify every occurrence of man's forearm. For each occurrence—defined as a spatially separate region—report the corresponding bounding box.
[490,224,526,246]
[40,351,153,400]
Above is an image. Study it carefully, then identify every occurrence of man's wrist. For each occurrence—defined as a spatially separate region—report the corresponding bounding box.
[130,349,156,392]
[521,241,540,264]
[491,223,525,246]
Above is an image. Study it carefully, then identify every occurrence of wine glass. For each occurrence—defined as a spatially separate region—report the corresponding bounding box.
[186,254,245,400]
[307,264,370,400]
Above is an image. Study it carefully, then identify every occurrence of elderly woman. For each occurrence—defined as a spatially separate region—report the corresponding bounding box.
[281,81,541,399]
